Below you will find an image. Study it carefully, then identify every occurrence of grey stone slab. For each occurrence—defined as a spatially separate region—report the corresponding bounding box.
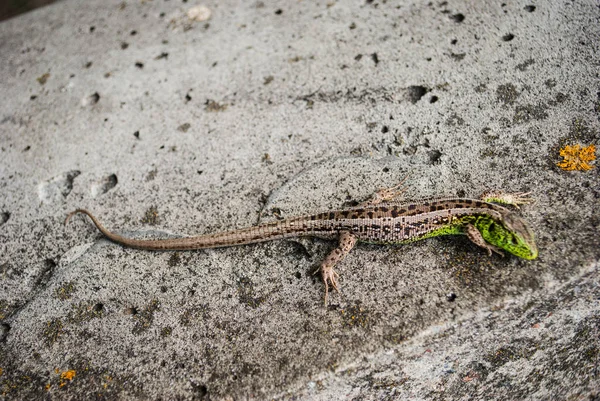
[0,0,598,399]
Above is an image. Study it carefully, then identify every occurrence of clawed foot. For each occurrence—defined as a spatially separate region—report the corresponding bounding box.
[483,243,505,257]
[320,265,340,306]
[480,191,534,209]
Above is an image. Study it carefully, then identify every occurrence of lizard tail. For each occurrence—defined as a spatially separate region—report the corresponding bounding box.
[65,209,313,251]
[65,209,142,247]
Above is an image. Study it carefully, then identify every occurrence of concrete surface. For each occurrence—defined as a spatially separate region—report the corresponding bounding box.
[0,0,599,399]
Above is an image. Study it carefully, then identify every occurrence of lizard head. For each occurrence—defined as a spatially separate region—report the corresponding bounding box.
[482,212,538,260]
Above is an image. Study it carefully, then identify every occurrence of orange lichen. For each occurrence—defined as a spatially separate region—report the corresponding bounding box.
[557,144,596,171]
[58,370,76,387]
[60,370,76,381]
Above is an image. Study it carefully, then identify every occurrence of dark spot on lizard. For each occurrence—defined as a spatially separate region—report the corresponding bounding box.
[367,211,374,219]
[341,210,350,217]
[379,206,388,212]
[391,208,399,218]
[475,201,483,207]
[464,199,473,204]
[371,224,381,230]
[351,214,360,219]
[408,204,416,210]
[430,205,438,212]
[328,212,335,220]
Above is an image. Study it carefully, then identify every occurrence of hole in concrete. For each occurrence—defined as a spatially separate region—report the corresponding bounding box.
[0,323,10,342]
[407,85,429,104]
[0,212,10,226]
[371,52,379,65]
[91,174,118,197]
[428,150,442,164]
[502,33,515,42]
[450,13,465,23]
[88,92,100,104]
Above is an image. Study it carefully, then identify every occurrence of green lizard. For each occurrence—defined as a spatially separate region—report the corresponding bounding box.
[66,180,537,303]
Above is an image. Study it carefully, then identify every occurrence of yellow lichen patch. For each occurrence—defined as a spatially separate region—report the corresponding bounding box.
[60,370,75,381]
[557,144,596,171]
[58,370,76,387]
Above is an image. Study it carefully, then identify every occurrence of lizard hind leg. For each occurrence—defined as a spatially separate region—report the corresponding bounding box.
[320,231,358,305]
[362,173,411,207]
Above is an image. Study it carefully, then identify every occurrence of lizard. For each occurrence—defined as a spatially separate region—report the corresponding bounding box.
[65,180,538,304]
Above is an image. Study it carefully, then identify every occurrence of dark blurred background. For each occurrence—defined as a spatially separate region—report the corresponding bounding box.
[1,0,59,21]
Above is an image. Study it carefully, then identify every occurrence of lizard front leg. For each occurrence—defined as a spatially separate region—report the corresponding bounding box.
[465,223,504,257]
[480,191,534,209]
[320,231,358,305]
